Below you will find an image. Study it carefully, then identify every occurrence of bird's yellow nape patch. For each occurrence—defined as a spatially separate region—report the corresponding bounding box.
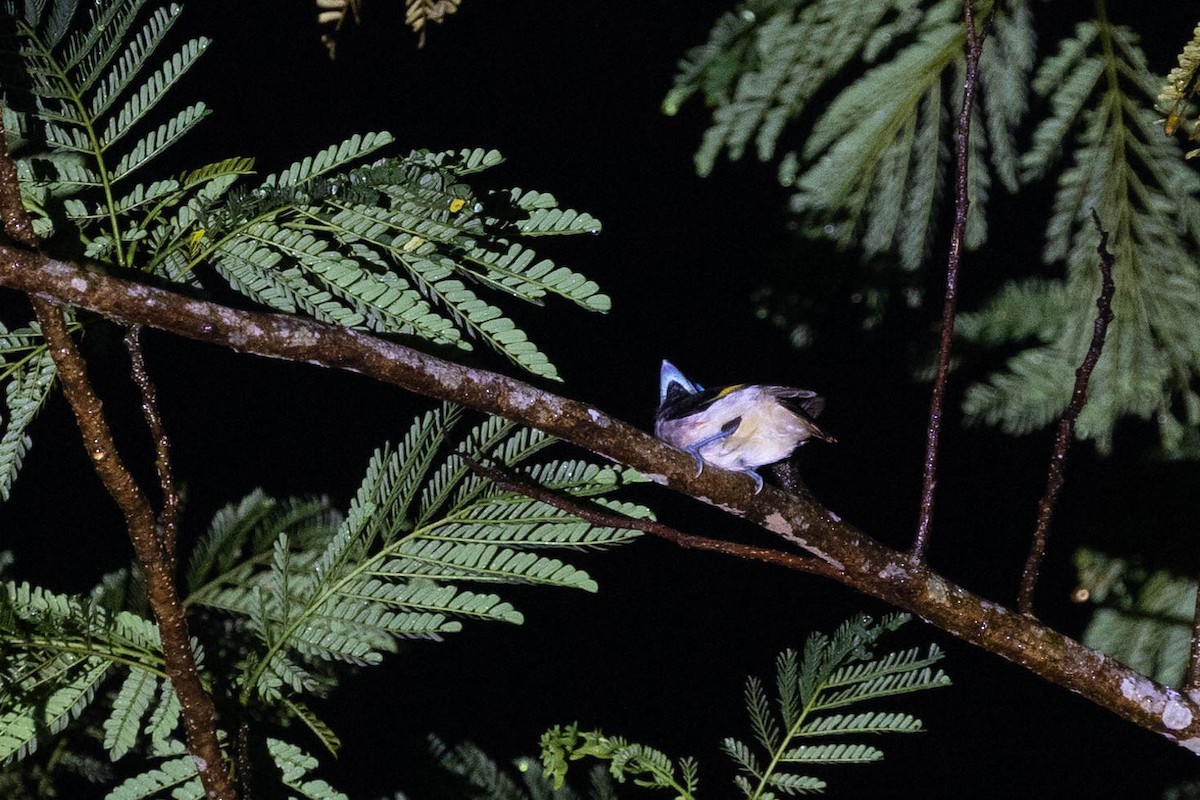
[715,383,748,399]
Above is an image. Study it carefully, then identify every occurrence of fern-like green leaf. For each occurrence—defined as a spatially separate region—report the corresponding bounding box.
[763,770,827,793]
[283,697,343,757]
[725,614,948,800]
[196,141,607,379]
[818,663,950,708]
[825,643,948,690]
[746,676,780,752]
[11,0,215,268]
[407,257,558,379]
[89,4,183,118]
[102,756,200,800]
[670,0,905,176]
[271,132,395,188]
[961,19,1200,453]
[183,406,645,703]
[1020,23,1102,183]
[0,651,109,763]
[662,2,761,117]
[429,736,535,800]
[721,737,762,778]
[109,101,209,182]
[99,37,211,150]
[0,581,165,763]
[391,539,598,589]
[418,146,506,175]
[181,155,256,194]
[102,667,158,761]
[978,0,1034,193]
[184,490,338,605]
[111,178,181,215]
[267,738,349,800]
[540,617,945,800]
[459,237,609,311]
[794,20,963,255]
[1074,548,1194,687]
[671,0,1031,270]
[143,679,182,756]
[227,219,462,343]
[65,1,148,93]
[540,725,698,799]
[798,710,924,736]
[0,323,58,502]
[506,196,601,236]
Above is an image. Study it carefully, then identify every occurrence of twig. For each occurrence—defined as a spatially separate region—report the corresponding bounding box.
[124,325,180,567]
[1017,212,1115,615]
[5,249,1200,750]
[460,453,843,581]
[0,131,38,251]
[0,111,236,799]
[236,721,254,800]
[1190,582,1200,690]
[911,0,989,562]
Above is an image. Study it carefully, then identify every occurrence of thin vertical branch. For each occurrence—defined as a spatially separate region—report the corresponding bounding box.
[911,0,987,562]
[124,325,180,566]
[0,111,237,799]
[1188,582,1200,690]
[1017,212,1115,615]
[236,721,254,800]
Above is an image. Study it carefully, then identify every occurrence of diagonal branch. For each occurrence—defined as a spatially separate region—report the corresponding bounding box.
[2,247,1200,753]
[911,0,990,562]
[461,454,843,581]
[29,301,234,798]
[1018,213,1115,615]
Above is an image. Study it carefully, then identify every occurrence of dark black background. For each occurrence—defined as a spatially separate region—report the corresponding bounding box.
[6,1,1200,797]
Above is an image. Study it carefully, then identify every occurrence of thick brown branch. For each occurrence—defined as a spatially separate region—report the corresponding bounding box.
[0,112,235,797]
[31,302,235,798]
[912,0,988,562]
[1018,214,1115,615]
[2,249,1200,753]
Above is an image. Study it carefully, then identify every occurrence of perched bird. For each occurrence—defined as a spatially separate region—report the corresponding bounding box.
[654,360,835,492]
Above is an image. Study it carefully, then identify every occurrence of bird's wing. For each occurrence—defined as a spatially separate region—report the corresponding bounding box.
[762,385,825,419]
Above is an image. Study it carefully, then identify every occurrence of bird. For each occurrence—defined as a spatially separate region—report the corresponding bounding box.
[653,360,835,492]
